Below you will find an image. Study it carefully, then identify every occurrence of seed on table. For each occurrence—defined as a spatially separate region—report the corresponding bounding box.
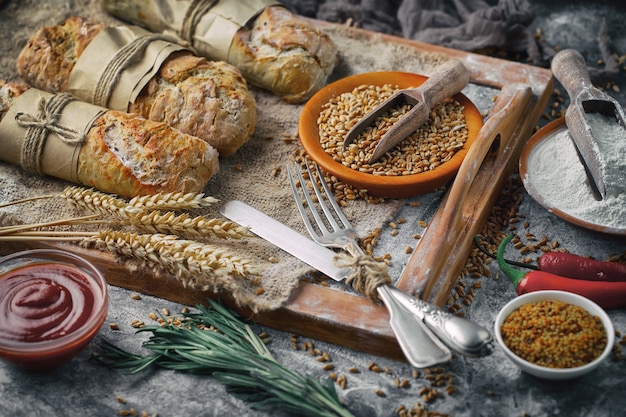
[131,319,144,328]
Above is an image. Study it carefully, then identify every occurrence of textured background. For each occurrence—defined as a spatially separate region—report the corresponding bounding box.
[1,1,626,417]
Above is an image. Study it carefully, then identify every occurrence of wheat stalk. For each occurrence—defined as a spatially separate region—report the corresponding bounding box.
[59,186,141,218]
[2,187,260,294]
[86,231,261,291]
[127,210,251,240]
[58,187,245,240]
[128,192,218,211]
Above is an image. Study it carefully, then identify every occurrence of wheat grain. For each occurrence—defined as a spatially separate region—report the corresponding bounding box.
[86,231,261,290]
[59,186,140,218]
[128,192,218,211]
[127,211,251,240]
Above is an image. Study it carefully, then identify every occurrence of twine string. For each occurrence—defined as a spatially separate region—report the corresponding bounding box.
[333,242,392,302]
[94,33,175,107]
[181,0,219,43]
[15,93,82,174]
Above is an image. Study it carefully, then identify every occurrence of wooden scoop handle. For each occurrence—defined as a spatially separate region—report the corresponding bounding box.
[396,83,533,301]
[405,59,470,107]
[551,49,594,100]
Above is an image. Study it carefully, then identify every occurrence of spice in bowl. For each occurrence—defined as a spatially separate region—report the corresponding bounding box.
[494,290,614,380]
[0,249,109,370]
[500,299,606,368]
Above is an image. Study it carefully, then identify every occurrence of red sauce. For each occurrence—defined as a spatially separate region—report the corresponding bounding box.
[0,263,100,344]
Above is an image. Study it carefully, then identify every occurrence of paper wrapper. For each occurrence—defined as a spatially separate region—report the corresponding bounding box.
[67,25,188,110]
[126,0,282,62]
[0,89,105,183]
[191,0,282,61]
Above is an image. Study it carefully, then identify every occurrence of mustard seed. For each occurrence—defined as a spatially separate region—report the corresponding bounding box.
[501,299,607,368]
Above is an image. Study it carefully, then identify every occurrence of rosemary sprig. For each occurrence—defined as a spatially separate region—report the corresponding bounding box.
[93,300,354,417]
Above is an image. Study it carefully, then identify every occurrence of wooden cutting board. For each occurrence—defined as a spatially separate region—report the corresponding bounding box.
[0,21,553,362]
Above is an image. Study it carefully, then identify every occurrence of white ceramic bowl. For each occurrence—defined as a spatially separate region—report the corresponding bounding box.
[494,290,614,380]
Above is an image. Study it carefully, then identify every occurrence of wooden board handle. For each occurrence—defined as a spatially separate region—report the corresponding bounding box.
[396,83,533,301]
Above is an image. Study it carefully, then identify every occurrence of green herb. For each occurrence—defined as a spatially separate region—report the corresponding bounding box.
[93,300,354,417]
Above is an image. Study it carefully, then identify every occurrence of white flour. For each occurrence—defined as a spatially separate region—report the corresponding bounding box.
[524,120,626,230]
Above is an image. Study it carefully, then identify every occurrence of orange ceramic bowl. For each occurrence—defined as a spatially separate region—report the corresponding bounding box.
[298,71,483,198]
[0,249,109,370]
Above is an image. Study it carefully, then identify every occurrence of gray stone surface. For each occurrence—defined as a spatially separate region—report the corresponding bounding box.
[1,1,625,416]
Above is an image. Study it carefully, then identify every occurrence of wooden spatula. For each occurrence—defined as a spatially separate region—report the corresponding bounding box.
[551,48,626,200]
[342,59,470,163]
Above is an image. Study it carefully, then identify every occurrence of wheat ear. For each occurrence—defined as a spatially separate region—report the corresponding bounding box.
[86,231,261,291]
[59,186,141,218]
[127,211,251,240]
[128,192,218,211]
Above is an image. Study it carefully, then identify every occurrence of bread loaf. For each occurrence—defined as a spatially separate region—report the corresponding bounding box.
[17,16,256,157]
[230,6,338,103]
[0,81,219,198]
[99,1,338,103]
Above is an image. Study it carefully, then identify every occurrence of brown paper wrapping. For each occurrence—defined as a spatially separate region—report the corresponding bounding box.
[66,25,188,110]
[0,89,105,183]
[192,0,282,61]
[121,0,282,62]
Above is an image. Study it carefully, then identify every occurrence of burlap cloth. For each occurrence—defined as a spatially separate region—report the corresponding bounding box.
[0,3,449,312]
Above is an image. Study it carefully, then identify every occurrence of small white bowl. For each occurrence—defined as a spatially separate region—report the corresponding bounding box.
[494,290,614,380]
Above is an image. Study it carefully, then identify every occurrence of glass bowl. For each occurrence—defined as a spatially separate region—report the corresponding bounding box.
[0,249,109,370]
[298,71,483,198]
[494,290,614,380]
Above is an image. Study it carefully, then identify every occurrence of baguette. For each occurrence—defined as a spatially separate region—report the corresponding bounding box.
[17,16,256,157]
[0,81,219,198]
[99,1,338,103]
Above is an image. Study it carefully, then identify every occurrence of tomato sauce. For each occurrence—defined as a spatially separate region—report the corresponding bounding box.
[0,263,100,344]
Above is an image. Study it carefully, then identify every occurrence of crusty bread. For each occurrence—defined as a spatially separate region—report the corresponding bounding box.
[230,6,337,103]
[99,2,338,103]
[16,17,106,93]
[17,16,256,157]
[0,81,219,198]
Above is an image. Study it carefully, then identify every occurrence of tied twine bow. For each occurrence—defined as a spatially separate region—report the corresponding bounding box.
[333,242,392,302]
[15,93,83,174]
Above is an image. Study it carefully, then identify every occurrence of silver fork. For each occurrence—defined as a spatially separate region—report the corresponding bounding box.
[288,160,493,363]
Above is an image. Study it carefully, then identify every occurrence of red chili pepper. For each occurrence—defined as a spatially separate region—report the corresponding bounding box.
[497,234,626,309]
[474,235,626,282]
[538,252,626,282]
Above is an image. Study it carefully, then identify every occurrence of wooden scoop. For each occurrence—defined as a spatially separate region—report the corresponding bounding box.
[342,59,470,163]
[551,49,626,199]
